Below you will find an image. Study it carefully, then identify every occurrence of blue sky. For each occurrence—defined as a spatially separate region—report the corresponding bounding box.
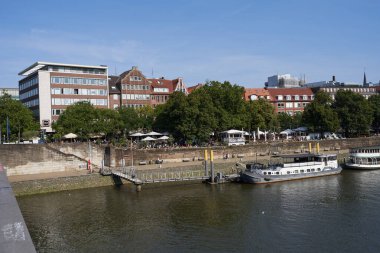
[1,0,379,88]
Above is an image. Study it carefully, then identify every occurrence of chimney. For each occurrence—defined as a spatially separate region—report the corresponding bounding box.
[132,66,138,70]
[332,76,336,82]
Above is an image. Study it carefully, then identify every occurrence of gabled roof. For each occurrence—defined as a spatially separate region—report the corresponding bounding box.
[266,88,313,101]
[148,78,175,93]
[244,88,270,100]
[108,75,120,94]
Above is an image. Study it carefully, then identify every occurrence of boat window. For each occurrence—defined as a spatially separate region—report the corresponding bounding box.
[328,156,337,161]
[276,172,279,175]
[300,170,304,173]
[263,172,267,175]
[317,168,321,171]
[307,169,310,172]
[287,171,290,174]
[311,169,315,172]
[268,172,271,175]
[294,170,299,173]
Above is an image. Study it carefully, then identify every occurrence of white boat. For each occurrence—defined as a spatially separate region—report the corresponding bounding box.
[345,146,380,170]
[240,153,342,184]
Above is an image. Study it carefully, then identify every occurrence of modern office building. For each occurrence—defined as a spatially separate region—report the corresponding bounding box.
[0,88,19,100]
[19,62,108,132]
[266,74,305,88]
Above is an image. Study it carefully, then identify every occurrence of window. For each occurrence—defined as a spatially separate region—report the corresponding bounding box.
[113,94,118,100]
[277,103,285,109]
[286,95,291,101]
[294,95,299,100]
[287,171,290,174]
[307,169,310,172]
[277,95,283,101]
[286,102,293,108]
[300,170,304,173]
[268,172,271,175]
[303,95,308,100]
[276,172,279,175]
[294,170,299,173]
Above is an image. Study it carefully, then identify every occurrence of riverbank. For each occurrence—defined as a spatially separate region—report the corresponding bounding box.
[10,150,349,196]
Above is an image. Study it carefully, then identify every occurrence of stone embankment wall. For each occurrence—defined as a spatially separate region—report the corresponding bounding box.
[114,137,380,166]
[11,174,115,196]
[0,145,88,176]
[1,137,380,177]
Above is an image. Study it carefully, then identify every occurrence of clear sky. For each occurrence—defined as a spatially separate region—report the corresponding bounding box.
[0,0,379,88]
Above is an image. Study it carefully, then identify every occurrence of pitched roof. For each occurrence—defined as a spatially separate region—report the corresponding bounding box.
[108,75,120,94]
[266,88,313,101]
[148,78,176,93]
[187,83,204,93]
[244,88,270,100]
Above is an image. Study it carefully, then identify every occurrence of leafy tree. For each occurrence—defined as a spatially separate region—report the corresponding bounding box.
[368,94,380,133]
[95,108,123,141]
[333,90,373,136]
[136,106,155,131]
[278,112,303,131]
[118,106,140,134]
[246,99,278,132]
[302,91,339,135]
[53,101,97,140]
[0,94,39,142]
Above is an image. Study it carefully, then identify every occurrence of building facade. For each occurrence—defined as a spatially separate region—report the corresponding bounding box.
[19,62,109,132]
[244,88,270,101]
[266,74,304,88]
[109,66,188,108]
[266,88,314,115]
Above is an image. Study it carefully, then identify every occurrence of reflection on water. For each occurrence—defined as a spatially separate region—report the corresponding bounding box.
[18,170,380,253]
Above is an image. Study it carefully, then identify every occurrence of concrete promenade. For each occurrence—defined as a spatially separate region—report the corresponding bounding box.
[0,167,36,253]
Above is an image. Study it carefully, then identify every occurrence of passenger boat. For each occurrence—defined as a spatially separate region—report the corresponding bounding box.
[240,153,342,184]
[345,146,380,170]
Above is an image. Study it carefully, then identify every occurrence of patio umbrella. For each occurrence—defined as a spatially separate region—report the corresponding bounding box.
[141,136,157,141]
[158,136,169,140]
[130,132,144,137]
[145,131,162,136]
[64,133,77,139]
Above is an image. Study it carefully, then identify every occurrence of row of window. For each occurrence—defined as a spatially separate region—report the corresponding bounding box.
[51,88,107,96]
[276,95,313,101]
[51,77,107,86]
[122,84,150,90]
[323,87,375,93]
[48,66,106,75]
[153,88,169,93]
[24,98,39,108]
[130,76,142,81]
[52,98,108,106]
[263,168,322,175]
[52,109,65,116]
[20,76,38,91]
[121,94,150,100]
[126,104,146,108]
[20,88,38,100]
[152,95,169,103]
[277,102,309,109]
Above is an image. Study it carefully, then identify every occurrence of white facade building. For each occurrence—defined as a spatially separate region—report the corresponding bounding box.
[19,62,108,132]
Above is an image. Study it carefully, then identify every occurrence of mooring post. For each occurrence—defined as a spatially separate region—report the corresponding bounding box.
[136,184,142,192]
[210,150,215,183]
[204,150,208,176]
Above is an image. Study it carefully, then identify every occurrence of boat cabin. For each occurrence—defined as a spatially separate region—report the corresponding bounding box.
[220,129,247,146]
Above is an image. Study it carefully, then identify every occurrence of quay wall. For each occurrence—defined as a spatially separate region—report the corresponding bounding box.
[1,137,380,177]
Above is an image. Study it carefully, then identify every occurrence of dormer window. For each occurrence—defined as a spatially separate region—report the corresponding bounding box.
[294,95,299,100]
[286,95,291,101]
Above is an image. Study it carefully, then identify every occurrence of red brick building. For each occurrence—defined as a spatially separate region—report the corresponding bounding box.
[108,66,188,108]
[266,88,314,115]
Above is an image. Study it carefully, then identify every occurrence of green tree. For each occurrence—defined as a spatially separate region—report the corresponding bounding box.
[368,94,380,133]
[53,101,97,140]
[302,91,339,135]
[136,106,155,131]
[118,106,140,135]
[0,94,39,142]
[95,108,123,141]
[246,99,278,132]
[333,90,373,136]
[278,112,303,131]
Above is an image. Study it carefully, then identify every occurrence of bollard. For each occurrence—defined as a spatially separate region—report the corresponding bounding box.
[204,150,208,176]
[210,150,215,183]
[136,184,142,192]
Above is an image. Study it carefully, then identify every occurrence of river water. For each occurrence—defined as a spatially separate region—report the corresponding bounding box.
[17,170,380,253]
